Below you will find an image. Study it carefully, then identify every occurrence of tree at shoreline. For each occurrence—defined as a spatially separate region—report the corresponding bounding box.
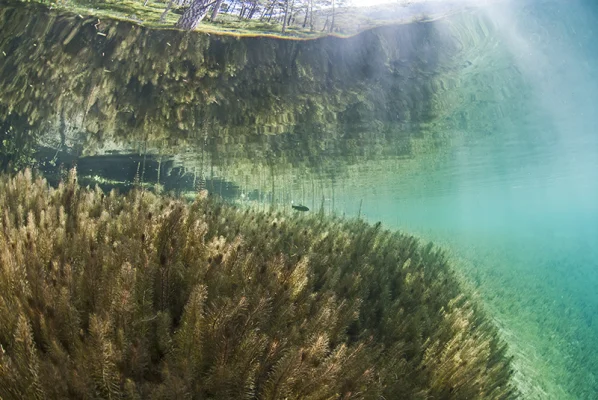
[173,0,348,33]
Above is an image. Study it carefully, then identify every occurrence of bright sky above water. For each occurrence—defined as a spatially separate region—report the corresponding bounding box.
[349,0,395,6]
[348,0,503,8]
[349,0,406,6]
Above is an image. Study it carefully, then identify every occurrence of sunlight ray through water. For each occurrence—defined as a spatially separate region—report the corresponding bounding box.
[1,0,597,398]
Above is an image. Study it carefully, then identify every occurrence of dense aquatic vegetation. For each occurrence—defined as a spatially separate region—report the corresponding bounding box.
[0,169,518,399]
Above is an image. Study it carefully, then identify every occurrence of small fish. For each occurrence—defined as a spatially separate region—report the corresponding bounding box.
[292,204,309,212]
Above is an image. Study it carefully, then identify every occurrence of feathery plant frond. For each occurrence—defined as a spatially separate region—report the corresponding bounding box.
[0,168,519,399]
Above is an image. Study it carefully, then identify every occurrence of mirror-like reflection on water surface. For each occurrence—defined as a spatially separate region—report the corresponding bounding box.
[1,0,598,398]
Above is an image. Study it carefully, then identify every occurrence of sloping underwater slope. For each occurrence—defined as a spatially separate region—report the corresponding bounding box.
[0,169,518,399]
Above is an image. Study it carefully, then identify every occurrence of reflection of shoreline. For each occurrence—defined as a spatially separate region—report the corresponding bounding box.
[351,0,510,25]
[1,0,527,167]
[35,147,241,199]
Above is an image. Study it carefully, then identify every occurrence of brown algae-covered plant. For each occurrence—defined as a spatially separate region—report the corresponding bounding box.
[0,169,518,399]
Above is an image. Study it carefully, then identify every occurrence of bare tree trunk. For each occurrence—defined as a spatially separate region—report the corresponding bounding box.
[176,0,214,30]
[260,0,276,20]
[228,0,238,14]
[247,2,259,19]
[309,0,314,31]
[160,0,175,22]
[259,4,267,20]
[302,3,309,28]
[330,0,335,33]
[282,0,290,33]
[210,0,223,21]
[287,0,295,26]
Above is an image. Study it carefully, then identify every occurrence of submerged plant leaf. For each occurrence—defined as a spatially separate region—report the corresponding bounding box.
[0,169,519,399]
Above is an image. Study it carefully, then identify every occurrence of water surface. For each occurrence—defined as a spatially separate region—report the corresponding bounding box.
[331,2,598,397]
[2,0,597,398]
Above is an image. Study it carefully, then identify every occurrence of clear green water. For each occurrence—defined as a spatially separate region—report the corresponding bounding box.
[329,2,598,398]
[2,0,597,398]
[335,124,598,398]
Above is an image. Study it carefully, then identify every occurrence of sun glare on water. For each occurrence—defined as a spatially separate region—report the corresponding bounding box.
[349,0,401,7]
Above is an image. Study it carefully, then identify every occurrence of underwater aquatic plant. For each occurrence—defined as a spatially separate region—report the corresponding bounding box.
[0,169,518,399]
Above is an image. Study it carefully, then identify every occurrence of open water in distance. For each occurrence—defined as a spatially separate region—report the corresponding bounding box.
[2,0,597,398]
[332,1,598,398]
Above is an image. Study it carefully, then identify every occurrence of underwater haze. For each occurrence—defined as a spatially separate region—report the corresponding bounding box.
[336,1,598,398]
[1,0,598,398]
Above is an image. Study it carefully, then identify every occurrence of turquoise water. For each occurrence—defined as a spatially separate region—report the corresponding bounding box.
[1,0,597,397]
[330,1,598,398]
[336,124,598,398]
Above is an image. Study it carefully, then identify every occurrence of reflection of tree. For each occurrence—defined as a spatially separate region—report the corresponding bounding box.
[0,4,460,148]
[0,3,532,200]
[176,0,216,29]
[173,0,351,33]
